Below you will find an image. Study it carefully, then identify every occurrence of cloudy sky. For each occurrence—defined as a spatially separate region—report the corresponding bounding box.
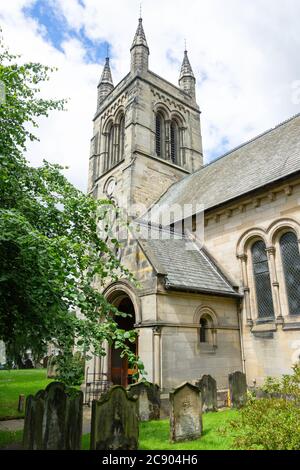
[1,0,300,191]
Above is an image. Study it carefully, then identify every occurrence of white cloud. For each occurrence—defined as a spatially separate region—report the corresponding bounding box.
[1,0,300,191]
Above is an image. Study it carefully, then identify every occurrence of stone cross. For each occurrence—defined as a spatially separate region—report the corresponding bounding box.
[195,375,218,412]
[23,381,83,450]
[169,382,202,443]
[229,371,247,408]
[127,381,160,421]
[90,385,139,450]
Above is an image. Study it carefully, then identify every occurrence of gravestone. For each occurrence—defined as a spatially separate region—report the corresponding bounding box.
[127,381,160,421]
[90,385,139,450]
[169,382,202,443]
[23,381,83,450]
[195,375,218,412]
[229,371,247,408]
[46,355,58,378]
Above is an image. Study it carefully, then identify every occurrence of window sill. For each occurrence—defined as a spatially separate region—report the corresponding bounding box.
[255,317,276,325]
[282,321,300,331]
[251,322,277,333]
[139,151,190,173]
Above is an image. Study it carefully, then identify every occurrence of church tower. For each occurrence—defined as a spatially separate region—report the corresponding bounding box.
[88,17,203,218]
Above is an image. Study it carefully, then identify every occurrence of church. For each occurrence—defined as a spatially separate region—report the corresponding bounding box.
[87,17,300,393]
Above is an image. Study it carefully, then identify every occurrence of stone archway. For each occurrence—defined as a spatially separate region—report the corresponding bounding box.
[104,284,139,387]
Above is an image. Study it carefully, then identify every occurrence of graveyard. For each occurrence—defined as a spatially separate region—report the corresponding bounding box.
[1,366,300,450]
[0,368,241,450]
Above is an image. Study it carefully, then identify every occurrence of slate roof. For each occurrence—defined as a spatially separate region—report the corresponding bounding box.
[149,113,300,221]
[137,226,239,297]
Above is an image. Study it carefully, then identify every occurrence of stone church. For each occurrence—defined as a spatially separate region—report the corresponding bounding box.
[87,17,300,392]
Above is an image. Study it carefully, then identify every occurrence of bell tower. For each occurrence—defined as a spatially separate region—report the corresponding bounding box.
[88,17,203,218]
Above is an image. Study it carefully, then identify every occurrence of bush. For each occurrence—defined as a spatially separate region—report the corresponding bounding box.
[55,352,85,387]
[229,365,300,450]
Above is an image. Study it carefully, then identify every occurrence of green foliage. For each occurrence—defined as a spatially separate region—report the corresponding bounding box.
[0,35,144,383]
[55,352,85,387]
[0,30,66,161]
[261,364,300,402]
[228,365,300,450]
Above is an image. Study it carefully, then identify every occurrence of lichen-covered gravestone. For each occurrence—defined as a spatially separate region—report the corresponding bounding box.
[127,381,160,421]
[195,375,218,412]
[90,385,139,450]
[23,382,83,450]
[169,382,202,443]
[229,371,247,408]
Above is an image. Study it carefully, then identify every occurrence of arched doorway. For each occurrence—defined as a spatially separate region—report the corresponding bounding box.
[109,294,138,387]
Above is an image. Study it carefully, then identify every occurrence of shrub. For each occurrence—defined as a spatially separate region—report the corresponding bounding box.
[228,365,300,450]
[55,352,85,387]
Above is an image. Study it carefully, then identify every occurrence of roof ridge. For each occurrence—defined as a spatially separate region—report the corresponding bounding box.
[200,112,300,172]
[152,112,300,197]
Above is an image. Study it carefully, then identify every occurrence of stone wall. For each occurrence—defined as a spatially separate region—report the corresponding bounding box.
[203,177,300,385]
[158,292,242,391]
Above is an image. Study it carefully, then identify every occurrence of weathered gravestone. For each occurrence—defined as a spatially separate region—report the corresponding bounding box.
[195,375,218,412]
[90,385,139,450]
[46,355,58,378]
[169,382,202,443]
[23,381,83,450]
[229,371,247,408]
[127,381,160,421]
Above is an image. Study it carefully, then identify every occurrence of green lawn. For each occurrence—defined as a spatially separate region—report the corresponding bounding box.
[0,430,23,449]
[0,369,238,450]
[0,369,53,419]
[0,410,238,450]
[139,410,238,450]
[82,410,238,450]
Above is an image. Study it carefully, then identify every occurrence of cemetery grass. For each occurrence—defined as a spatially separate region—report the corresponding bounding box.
[0,430,23,449]
[81,410,239,450]
[0,369,53,419]
[0,410,239,450]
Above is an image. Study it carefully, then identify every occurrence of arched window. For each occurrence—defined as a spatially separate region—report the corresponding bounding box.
[155,112,165,158]
[119,115,125,161]
[170,120,179,164]
[200,318,208,343]
[280,232,300,316]
[107,124,114,169]
[251,240,275,319]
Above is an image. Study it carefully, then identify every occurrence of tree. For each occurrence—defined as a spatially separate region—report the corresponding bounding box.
[0,34,144,383]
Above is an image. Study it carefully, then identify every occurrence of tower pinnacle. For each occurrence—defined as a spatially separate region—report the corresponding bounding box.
[97,56,114,109]
[130,17,149,73]
[179,49,196,99]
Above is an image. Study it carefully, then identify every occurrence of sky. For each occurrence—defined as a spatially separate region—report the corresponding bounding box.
[1,0,300,191]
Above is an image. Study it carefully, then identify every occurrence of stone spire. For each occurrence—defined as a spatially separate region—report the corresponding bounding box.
[130,17,149,73]
[179,49,196,99]
[97,56,114,109]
